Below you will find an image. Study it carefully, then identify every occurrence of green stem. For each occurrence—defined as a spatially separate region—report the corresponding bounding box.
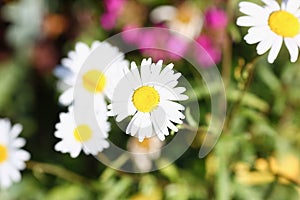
[26,160,90,185]
[98,153,130,181]
[224,56,261,131]
[222,34,232,88]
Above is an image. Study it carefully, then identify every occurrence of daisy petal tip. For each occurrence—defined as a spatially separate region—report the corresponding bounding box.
[157,60,163,65]
[107,111,114,117]
[166,63,174,69]
[54,143,61,151]
[184,95,189,100]
[236,18,243,26]
[115,116,123,122]
[131,61,138,69]
[70,153,79,158]
[290,56,298,63]
[267,56,275,64]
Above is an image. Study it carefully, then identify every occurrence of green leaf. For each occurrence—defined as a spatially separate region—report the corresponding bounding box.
[227,89,270,112]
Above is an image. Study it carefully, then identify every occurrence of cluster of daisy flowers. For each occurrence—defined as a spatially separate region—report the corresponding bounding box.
[53,40,188,161]
[4,0,300,189]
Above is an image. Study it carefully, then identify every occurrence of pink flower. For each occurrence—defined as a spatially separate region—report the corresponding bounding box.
[100,13,118,30]
[166,35,188,60]
[204,7,228,30]
[121,25,141,43]
[105,0,125,12]
[195,34,221,67]
[100,0,126,30]
[122,27,188,61]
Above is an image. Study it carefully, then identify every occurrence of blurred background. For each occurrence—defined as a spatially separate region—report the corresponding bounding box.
[0,0,300,199]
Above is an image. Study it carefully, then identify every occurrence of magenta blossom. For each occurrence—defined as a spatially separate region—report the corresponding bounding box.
[204,7,228,30]
[122,27,188,61]
[122,25,141,43]
[195,34,221,67]
[100,0,126,30]
[105,0,125,12]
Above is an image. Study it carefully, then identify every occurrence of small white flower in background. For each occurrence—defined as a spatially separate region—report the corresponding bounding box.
[150,2,203,39]
[0,119,30,189]
[55,41,128,105]
[54,97,110,158]
[237,0,300,63]
[108,58,188,142]
[127,136,164,172]
[2,0,45,48]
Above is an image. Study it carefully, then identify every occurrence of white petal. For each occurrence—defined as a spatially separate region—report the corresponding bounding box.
[166,121,178,132]
[151,107,168,141]
[0,166,13,188]
[151,61,163,77]
[160,101,185,124]
[256,33,276,55]
[262,0,280,10]
[267,35,283,63]
[150,5,177,23]
[59,87,74,106]
[126,114,140,136]
[284,0,300,13]
[75,42,90,56]
[295,35,300,47]
[295,9,300,17]
[141,63,152,84]
[239,2,265,17]
[8,168,21,183]
[10,124,23,138]
[236,16,264,27]
[244,26,270,44]
[284,37,299,62]
[70,146,82,158]
[12,138,26,148]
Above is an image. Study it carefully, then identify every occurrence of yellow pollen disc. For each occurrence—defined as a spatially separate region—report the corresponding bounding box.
[176,9,192,23]
[268,11,300,37]
[138,138,151,150]
[0,144,8,163]
[82,70,107,93]
[73,125,92,142]
[132,86,160,113]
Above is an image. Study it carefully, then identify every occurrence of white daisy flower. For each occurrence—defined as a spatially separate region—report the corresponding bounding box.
[55,41,128,105]
[54,97,110,158]
[127,136,164,172]
[0,118,30,189]
[150,2,203,39]
[237,0,300,63]
[108,58,188,141]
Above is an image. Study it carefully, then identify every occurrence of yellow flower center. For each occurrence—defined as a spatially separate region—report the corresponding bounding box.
[132,86,160,113]
[82,70,107,93]
[0,144,8,163]
[73,125,92,142]
[138,138,151,150]
[268,11,300,37]
[177,11,192,23]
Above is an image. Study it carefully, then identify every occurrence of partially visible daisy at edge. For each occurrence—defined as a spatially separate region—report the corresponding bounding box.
[0,118,30,189]
[55,40,128,105]
[150,2,203,39]
[108,58,188,142]
[127,136,164,172]
[54,98,110,158]
[237,0,300,63]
